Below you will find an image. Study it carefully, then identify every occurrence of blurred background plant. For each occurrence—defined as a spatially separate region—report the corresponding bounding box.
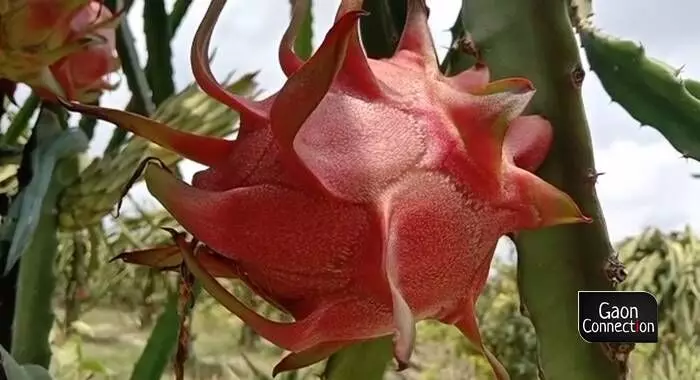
[0,0,698,379]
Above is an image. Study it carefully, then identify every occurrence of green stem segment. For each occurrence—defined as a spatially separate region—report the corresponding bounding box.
[129,284,201,380]
[108,11,154,154]
[169,0,193,36]
[291,0,314,60]
[13,220,59,367]
[11,108,84,367]
[580,27,700,162]
[359,0,406,59]
[114,15,155,117]
[461,0,621,378]
[3,94,39,146]
[108,18,153,153]
[143,0,176,106]
[440,10,477,76]
[106,0,193,153]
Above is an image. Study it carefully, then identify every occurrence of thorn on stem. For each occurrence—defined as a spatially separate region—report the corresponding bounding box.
[586,169,605,184]
[603,254,627,286]
[457,32,479,59]
[519,301,529,318]
[570,64,585,88]
[636,43,645,54]
[675,64,685,77]
[601,341,634,376]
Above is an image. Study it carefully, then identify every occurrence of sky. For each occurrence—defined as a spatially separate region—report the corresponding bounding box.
[23,0,700,245]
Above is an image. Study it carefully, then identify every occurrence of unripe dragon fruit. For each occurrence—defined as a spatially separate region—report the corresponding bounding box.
[0,0,119,101]
[63,0,590,378]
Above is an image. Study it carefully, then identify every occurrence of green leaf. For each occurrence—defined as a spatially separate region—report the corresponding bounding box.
[143,0,176,106]
[580,27,700,161]
[291,0,314,60]
[0,345,53,380]
[129,284,201,380]
[323,337,393,380]
[1,110,88,274]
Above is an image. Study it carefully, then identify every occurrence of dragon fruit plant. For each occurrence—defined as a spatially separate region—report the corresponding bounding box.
[12,0,690,378]
[61,0,596,378]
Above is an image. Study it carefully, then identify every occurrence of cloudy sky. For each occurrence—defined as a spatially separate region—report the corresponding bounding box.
[48,0,700,244]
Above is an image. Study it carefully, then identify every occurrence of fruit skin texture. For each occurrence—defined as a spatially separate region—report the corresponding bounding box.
[63,0,590,378]
[0,0,119,101]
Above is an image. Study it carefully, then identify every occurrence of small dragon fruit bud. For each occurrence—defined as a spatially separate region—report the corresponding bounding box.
[0,0,120,102]
[62,1,592,379]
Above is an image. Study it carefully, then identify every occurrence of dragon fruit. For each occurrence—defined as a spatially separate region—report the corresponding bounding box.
[0,0,120,101]
[62,0,590,378]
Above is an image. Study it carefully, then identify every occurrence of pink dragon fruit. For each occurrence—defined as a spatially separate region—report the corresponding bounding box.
[62,0,590,378]
[0,0,120,101]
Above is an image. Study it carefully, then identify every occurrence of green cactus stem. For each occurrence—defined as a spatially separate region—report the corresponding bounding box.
[170,0,194,36]
[439,10,477,76]
[143,0,176,106]
[359,0,406,59]
[580,27,700,162]
[290,0,314,60]
[113,6,155,118]
[11,107,87,367]
[461,0,622,378]
[2,93,39,146]
[129,284,201,380]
